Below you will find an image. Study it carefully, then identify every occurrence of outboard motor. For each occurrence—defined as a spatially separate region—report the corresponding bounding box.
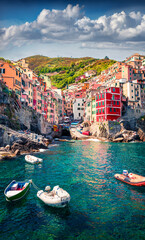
[123,170,128,176]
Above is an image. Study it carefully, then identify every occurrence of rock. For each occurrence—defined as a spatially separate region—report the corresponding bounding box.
[11,142,24,153]
[0,155,4,160]
[113,132,123,139]
[14,149,20,155]
[9,134,19,146]
[15,139,24,145]
[5,145,10,151]
[0,147,5,151]
[137,128,145,142]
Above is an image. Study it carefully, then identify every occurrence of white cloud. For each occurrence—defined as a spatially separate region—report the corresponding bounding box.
[0,5,145,53]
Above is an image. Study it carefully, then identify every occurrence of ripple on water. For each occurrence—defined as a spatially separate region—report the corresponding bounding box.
[0,142,145,239]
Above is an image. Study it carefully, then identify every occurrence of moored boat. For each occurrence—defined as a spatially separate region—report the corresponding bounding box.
[25,155,43,164]
[39,149,47,152]
[37,185,70,208]
[114,170,145,186]
[82,131,90,136]
[4,180,32,201]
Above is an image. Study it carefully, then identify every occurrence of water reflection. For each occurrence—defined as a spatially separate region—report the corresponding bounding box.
[1,142,145,239]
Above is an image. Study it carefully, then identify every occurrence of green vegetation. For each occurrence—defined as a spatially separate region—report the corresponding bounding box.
[25,55,116,89]
[0,57,11,63]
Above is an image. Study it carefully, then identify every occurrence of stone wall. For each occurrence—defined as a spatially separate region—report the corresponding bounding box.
[90,121,121,138]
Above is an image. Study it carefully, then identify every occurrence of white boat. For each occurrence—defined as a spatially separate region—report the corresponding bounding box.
[39,149,47,152]
[25,155,43,164]
[37,185,70,208]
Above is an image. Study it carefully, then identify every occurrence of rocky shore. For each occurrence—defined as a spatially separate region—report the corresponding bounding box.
[0,124,49,160]
[70,118,145,143]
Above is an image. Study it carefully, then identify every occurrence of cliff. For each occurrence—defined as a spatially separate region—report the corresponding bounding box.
[0,81,52,135]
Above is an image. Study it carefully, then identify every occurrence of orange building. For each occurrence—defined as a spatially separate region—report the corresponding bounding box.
[0,62,21,97]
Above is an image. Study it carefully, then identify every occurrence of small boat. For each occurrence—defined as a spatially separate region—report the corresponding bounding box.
[25,155,43,164]
[4,180,32,201]
[114,170,145,186]
[39,149,47,152]
[82,131,90,136]
[37,185,70,208]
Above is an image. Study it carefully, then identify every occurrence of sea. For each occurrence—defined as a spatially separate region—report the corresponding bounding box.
[0,140,145,240]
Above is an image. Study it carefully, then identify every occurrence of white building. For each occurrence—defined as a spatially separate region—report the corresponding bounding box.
[73,98,85,120]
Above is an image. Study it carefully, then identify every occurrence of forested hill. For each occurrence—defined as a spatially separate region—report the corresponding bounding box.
[25,55,116,88]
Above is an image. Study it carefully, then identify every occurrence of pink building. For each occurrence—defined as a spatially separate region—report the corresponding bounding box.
[96,87,121,122]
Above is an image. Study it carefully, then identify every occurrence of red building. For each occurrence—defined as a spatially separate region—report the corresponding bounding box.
[96,87,121,122]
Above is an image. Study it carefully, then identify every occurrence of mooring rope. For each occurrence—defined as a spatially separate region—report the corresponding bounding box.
[31,180,41,191]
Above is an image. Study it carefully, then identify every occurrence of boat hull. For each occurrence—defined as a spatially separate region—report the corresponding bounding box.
[37,190,70,208]
[25,155,43,164]
[115,173,145,186]
[4,181,31,201]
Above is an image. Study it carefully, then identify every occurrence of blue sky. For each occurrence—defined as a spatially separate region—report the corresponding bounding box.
[1,0,145,61]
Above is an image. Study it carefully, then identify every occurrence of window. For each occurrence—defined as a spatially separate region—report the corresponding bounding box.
[96,96,98,100]
[99,95,101,99]
[113,88,115,92]
[96,109,98,114]
[102,101,104,106]
[102,94,104,98]
[79,113,80,117]
[78,103,80,106]
[131,90,133,92]
[99,102,101,106]
[114,108,116,112]
[117,101,119,105]
[103,108,104,113]
[99,109,101,113]
[110,108,112,112]
[0,68,5,73]
[96,102,98,107]
[114,101,115,105]
[78,108,80,110]
[112,95,115,100]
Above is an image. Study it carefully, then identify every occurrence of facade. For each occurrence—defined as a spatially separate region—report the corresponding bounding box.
[96,87,121,122]
[73,98,85,120]
[0,62,21,97]
[123,82,141,109]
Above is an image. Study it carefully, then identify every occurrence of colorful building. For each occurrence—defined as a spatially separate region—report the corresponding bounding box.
[96,87,121,122]
[0,62,21,97]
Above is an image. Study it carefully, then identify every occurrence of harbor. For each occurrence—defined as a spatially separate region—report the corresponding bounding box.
[0,141,145,239]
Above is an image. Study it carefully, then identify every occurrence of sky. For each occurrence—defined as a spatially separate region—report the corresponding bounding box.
[1,0,145,61]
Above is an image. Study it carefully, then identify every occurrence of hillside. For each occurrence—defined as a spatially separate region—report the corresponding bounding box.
[25,55,116,88]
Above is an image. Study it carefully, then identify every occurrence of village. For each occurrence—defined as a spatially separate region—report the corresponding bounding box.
[0,53,145,137]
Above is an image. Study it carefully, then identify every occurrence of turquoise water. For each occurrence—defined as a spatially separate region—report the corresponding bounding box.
[0,141,145,240]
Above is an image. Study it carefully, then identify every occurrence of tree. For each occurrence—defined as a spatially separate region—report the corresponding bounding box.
[104,56,109,60]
